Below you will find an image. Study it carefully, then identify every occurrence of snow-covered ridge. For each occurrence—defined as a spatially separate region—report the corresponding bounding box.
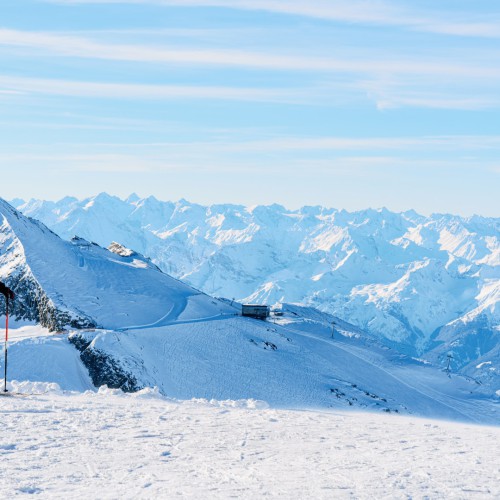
[0,198,231,331]
[12,194,499,379]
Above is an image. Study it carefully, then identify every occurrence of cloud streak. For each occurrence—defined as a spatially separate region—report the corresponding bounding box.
[8,134,500,153]
[4,73,494,111]
[43,0,500,39]
[1,28,499,80]
[0,74,303,102]
[1,150,495,176]
[210,135,500,153]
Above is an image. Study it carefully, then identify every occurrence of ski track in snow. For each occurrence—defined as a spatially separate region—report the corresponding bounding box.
[270,322,490,424]
[329,340,480,424]
[116,297,187,331]
[0,390,498,499]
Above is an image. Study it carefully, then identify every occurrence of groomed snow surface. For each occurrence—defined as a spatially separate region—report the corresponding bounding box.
[1,385,499,499]
[5,315,499,424]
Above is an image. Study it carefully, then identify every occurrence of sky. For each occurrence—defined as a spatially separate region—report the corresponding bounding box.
[0,0,499,216]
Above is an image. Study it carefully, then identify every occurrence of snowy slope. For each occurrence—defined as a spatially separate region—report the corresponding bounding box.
[2,321,93,391]
[70,303,500,423]
[0,198,232,330]
[4,307,497,424]
[14,194,499,374]
[1,389,499,499]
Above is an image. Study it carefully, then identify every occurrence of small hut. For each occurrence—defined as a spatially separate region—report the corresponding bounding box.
[241,304,270,320]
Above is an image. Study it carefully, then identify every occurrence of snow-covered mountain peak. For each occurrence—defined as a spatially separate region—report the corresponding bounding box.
[125,192,141,204]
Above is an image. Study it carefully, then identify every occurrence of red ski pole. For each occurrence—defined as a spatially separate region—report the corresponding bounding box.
[3,296,8,393]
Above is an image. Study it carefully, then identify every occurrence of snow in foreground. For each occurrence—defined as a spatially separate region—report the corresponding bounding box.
[1,385,499,499]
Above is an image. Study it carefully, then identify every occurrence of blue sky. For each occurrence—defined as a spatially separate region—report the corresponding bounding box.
[1,0,499,215]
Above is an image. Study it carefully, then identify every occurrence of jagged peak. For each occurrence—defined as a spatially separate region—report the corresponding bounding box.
[125,193,141,204]
[58,196,79,205]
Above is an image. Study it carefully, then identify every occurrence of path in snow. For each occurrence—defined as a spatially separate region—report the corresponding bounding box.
[0,388,498,499]
[116,295,189,331]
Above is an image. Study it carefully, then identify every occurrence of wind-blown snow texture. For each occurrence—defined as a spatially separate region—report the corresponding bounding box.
[14,194,499,385]
[1,387,499,499]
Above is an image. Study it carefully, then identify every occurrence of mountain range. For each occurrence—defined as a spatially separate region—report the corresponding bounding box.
[1,197,499,421]
[11,194,499,388]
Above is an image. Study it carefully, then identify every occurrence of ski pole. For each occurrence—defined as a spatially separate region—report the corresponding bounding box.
[3,296,8,393]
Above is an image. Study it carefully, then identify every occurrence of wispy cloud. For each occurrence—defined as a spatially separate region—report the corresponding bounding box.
[43,0,500,39]
[416,21,500,39]
[11,134,500,154]
[0,153,156,172]
[211,135,500,153]
[374,95,500,111]
[0,89,23,96]
[1,149,495,176]
[354,75,500,111]
[4,73,492,111]
[84,135,500,153]
[1,28,499,80]
[0,74,303,102]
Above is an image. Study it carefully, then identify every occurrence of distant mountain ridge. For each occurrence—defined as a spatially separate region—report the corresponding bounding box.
[12,194,499,384]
